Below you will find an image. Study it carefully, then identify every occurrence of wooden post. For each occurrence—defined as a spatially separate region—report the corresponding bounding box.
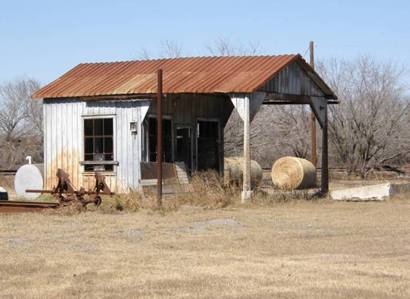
[321,102,329,194]
[309,41,317,167]
[242,95,251,202]
[156,69,163,206]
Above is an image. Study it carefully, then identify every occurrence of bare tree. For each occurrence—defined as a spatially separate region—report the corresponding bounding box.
[224,105,311,168]
[207,37,263,56]
[137,47,151,60]
[0,78,42,169]
[262,106,311,158]
[137,40,183,60]
[160,40,183,58]
[318,57,410,177]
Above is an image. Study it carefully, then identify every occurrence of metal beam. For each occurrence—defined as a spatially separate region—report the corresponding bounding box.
[310,97,327,129]
[263,93,311,104]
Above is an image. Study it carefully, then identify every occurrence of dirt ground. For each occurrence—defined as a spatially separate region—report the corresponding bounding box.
[1,197,409,299]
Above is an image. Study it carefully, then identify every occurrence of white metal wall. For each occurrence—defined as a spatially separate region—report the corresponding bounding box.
[43,99,150,193]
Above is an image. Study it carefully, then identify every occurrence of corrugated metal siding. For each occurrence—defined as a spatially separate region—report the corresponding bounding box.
[33,55,335,99]
[43,99,150,193]
[259,61,324,96]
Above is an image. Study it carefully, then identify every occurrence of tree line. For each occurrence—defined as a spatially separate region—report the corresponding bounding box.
[0,79,42,169]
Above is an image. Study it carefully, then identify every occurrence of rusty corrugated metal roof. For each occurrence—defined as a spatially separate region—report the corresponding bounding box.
[32,54,335,99]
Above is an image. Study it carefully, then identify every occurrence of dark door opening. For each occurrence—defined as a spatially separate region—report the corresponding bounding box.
[175,127,192,174]
[148,117,172,162]
[197,120,219,172]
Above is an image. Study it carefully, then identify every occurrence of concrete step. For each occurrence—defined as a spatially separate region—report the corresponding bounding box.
[331,182,410,201]
[175,162,190,185]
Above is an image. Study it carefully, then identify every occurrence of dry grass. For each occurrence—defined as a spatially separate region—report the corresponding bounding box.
[89,171,240,214]
[0,175,14,192]
[1,195,409,298]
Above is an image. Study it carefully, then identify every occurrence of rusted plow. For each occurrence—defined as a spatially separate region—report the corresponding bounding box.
[26,169,114,209]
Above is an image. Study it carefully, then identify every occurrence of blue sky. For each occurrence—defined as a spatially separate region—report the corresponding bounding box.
[0,0,409,86]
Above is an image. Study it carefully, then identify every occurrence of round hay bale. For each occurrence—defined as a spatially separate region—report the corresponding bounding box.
[14,164,44,199]
[224,157,263,188]
[271,157,316,190]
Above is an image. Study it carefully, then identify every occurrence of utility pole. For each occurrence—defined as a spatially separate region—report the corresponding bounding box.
[309,41,317,167]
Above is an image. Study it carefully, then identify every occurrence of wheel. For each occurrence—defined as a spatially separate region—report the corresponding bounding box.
[94,196,102,207]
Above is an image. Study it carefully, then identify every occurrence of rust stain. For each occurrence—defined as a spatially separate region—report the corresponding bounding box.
[47,150,81,190]
[48,150,124,193]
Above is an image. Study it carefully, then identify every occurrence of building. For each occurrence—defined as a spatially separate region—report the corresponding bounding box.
[32,55,337,199]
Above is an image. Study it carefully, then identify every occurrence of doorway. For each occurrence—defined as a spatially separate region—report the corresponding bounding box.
[196,120,220,172]
[147,117,173,162]
[175,126,192,174]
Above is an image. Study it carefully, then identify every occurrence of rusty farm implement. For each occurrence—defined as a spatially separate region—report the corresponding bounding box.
[26,168,114,209]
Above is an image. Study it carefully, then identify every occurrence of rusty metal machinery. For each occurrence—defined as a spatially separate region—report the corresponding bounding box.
[26,169,114,208]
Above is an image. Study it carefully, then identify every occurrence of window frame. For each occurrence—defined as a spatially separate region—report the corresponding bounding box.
[81,114,117,173]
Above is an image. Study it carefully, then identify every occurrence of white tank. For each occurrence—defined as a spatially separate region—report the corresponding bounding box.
[14,156,44,200]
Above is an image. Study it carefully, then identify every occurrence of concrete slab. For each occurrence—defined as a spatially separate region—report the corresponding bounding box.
[331,182,410,201]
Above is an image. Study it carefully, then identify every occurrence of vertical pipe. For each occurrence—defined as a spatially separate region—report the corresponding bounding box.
[321,103,329,194]
[242,95,251,202]
[156,69,163,206]
[309,41,317,167]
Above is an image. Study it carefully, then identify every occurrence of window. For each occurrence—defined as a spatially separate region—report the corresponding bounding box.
[84,118,114,171]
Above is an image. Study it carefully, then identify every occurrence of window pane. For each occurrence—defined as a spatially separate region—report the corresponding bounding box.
[85,165,94,171]
[104,118,113,135]
[84,154,93,161]
[104,137,113,153]
[105,165,114,171]
[84,119,93,136]
[94,138,103,155]
[104,153,113,161]
[94,119,103,135]
[85,138,93,154]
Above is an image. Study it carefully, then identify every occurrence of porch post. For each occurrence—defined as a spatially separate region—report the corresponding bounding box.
[242,95,252,202]
[229,93,265,202]
[310,96,329,196]
[321,102,329,194]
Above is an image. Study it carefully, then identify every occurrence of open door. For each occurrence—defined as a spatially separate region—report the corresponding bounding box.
[197,120,219,171]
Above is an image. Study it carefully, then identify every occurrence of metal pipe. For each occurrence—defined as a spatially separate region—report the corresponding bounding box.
[25,189,114,196]
[156,69,163,206]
